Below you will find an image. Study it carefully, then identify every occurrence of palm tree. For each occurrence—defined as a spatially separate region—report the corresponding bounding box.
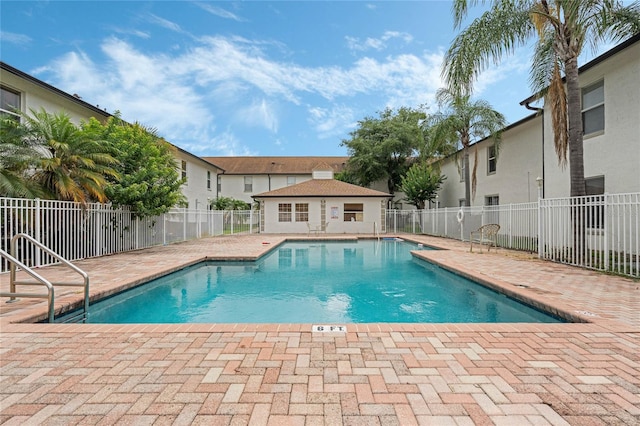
[0,115,42,198]
[430,88,506,207]
[444,0,640,197]
[21,108,119,204]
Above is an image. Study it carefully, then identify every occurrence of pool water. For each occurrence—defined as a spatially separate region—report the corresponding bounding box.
[86,240,562,323]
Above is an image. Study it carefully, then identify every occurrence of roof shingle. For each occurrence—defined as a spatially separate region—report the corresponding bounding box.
[253,179,392,198]
[202,156,349,175]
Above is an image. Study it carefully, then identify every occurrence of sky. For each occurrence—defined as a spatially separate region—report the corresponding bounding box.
[0,1,618,157]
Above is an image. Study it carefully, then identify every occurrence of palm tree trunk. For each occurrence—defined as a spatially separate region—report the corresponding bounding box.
[463,149,471,207]
[565,56,585,198]
[565,55,586,262]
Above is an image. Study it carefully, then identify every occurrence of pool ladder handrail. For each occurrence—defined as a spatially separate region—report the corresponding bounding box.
[2,233,90,323]
[373,221,380,241]
[1,249,56,322]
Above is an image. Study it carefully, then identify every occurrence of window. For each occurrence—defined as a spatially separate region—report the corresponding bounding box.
[487,145,497,174]
[344,203,363,222]
[459,160,466,182]
[485,195,499,206]
[485,195,499,224]
[181,160,187,181]
[217,175,222,192]
[1,86,21,121]
[244,176,253,192]
[287,176,296,186]
[278,203,292,222]
[207,171,211,190]
[582,81,604,136]
[586,176,605,229]
[295,203,308,222]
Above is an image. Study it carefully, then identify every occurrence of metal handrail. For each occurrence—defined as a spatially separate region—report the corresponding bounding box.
[1,249,55,322]
[9,233,90,321]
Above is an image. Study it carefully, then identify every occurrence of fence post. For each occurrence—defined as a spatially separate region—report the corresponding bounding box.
[231,211,234,235]
[35,198,41,267]
[249,209,253,234]
[197,209,201,239]
[412,211,416,234]
[509,204,513,249]
[393,210,397,233]
[537,195,543,259]
[183,209,187,241]
[604,194,609,272]
[444,208,448,237]
[163,213,167,245]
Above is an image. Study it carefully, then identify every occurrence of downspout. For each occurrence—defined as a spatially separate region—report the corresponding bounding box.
[522,101,545,198]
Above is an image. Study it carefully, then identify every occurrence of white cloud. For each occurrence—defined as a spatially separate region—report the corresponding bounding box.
[472,47,530,95]
[1,31,32,45]
[207,130,256,156]
[112,27,150,39]
[39,35,452,152]
[235,99,279,133]
[195,3,245,22]
[345,31,413,52]
[147,14,183,33]
[307,105,356,139]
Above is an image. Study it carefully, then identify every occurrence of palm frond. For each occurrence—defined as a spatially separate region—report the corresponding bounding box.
[549,62,568,168]
[444,3,534,95]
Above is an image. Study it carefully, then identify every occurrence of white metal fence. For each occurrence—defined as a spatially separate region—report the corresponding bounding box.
[2,194,638,277]
[386,193,639,278]
[0,198,259,272]
[539,193,639,277]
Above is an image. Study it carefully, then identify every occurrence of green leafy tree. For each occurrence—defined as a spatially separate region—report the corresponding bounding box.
[341,107,425,195]
[209,196,251,210]
[82,116,185,217]
[0,115,42,198]
[21,108,119,204]
[444,0,640,197]
[400,162,446,209]
[430,89,506,206]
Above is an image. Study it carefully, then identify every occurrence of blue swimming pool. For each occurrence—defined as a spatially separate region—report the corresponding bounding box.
[86,240,562,323]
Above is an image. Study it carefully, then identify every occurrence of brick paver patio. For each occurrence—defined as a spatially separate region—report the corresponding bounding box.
[1,234,638,425]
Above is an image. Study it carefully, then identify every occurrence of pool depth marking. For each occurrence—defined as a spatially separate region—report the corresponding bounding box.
[312,325,347,332]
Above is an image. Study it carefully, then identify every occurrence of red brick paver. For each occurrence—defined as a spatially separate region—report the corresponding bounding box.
[1,234,639,425]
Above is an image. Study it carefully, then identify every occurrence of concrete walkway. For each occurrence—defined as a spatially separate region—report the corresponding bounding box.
[1,235,639,425]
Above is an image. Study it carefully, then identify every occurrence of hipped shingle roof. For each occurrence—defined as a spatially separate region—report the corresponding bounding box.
[202,156,349,175]
[253,179,392,198]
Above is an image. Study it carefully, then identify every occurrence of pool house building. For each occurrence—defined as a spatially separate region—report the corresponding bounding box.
[253,167,392,234]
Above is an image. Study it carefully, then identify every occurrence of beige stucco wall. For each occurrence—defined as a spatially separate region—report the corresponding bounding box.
[543,41,640,197]
[258,197,386,234]
[435,115,542,207]
[1,71,110,125]
[175,151,221,209]
[219,175,312,204]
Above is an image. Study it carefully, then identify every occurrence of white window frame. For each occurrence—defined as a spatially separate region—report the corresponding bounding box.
[294,203,308,222]
[278,203,292,222]
[585,175,605,230]
[582,80,604,137]
[487,145,497,175]
[1,86,21,121]
[344,203,364,222]
[181,160,187,183]
[244,176,253,193]
[485,195,499,206]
